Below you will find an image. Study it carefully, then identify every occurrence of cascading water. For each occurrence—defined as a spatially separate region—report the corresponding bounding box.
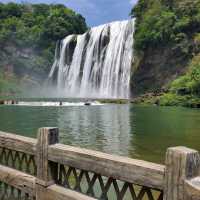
[49,20,134,99]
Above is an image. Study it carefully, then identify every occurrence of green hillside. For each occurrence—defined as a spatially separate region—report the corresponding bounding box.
[131,0,200,107]
[0,3,87,97]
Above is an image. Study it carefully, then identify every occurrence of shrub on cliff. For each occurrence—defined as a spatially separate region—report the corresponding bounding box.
[131,0,200,52]
[170,54,200,95]
[130,0,200,98]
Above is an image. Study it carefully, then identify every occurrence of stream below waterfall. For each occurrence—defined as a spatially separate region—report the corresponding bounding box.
[1,101,200,164]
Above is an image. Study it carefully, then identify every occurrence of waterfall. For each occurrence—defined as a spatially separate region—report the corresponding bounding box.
[49,20,134,99]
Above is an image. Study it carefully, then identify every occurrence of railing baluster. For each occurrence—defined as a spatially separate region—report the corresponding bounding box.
[1,128,200,200]
[35,127,59,200]
[164,147,200,200]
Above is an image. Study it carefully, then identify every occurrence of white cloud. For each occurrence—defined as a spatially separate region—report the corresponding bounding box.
[0,0,17,2]
[129,0,137,6]
[0,0,135,27]
[66,0,97,11]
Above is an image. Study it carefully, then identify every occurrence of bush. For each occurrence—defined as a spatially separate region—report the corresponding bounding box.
[166,54,200,96]
[159,93,188,106]
[0,3,87,48]
[0,3,88,85]
[131,0,200,51]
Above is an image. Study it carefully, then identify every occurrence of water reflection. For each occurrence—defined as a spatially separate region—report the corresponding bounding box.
[57,105,133,157]
[129,106,200,163]
[1,104,200,163]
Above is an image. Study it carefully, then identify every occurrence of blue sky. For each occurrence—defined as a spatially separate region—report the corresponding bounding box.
[0,0,138,27]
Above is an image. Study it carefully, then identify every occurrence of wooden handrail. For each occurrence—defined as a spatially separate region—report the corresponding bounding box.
[185,177,200,199]
[46,185,97,200]
[1,128,200,200]
[0,164,97,200]
[0,164,36,196]
[0,131,37,155]
[48,143,165,190]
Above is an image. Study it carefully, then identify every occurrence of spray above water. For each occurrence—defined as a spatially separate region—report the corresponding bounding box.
[49,20,135,99]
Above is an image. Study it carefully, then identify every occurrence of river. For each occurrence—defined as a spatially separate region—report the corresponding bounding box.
[0,102,200,164]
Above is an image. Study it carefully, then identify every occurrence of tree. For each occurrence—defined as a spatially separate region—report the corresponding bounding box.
[0,3,23,19]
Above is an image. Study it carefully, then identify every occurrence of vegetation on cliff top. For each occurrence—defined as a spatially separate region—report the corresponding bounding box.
[0,3,87,96]
[131,0,200,107]
[131,0,200,52]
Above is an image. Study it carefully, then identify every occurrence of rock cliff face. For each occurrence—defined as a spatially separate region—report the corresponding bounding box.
[0,44,48,80]
[130,0,200,98]
[130,46,190,96]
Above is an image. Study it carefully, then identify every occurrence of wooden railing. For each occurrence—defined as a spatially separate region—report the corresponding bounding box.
[0,128,200,200]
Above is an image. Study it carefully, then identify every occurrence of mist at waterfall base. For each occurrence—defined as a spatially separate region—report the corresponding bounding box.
[47,20,134,100]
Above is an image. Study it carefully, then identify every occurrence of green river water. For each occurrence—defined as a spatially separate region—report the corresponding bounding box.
[0,102,200,164]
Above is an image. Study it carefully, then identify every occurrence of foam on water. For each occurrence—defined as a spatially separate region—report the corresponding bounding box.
[12,101,103,107]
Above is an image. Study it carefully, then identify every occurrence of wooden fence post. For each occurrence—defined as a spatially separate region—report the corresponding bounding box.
[36,127,59,200]
[164,146,200,200]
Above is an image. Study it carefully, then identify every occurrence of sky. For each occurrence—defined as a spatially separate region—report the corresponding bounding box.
[0,0,138,27]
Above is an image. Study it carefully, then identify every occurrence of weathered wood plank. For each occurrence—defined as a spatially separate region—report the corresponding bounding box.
[48,144,165,190]
[46,184,97,200]
[36,127,59,186]
[0,164,36,196]
[185,177,200,200]
[0,131,36,155]
[164,146,200,200]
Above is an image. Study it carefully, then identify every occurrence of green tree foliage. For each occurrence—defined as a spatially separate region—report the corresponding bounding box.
[158,53,200,107]
[170,54,200,95]
[0,3,23,19]
[131,0,200,107]
[0,3,87,48]
[131,0,200,51]
[0,3,87,96]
